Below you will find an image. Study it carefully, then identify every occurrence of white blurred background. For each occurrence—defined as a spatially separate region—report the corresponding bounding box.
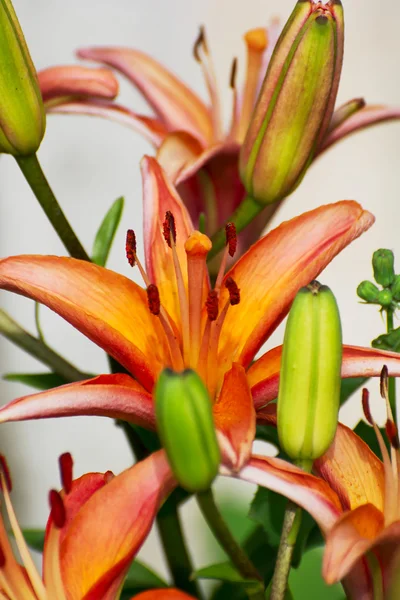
[0,0,399,585]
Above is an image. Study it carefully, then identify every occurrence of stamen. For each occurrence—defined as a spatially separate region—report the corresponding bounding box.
[386,420,400,450]
[0,456,12,492]
[225,276,240,305]
[49,490,66,529]
[163,211,176,247]
[229,58,239,140]
[126,229,137,267]
[104,471,114,483]
[59,453,73,494]
[206,290,219,321]
[380,365,389,400]
[225,222,237,257]
[147,284,161,316]
[230,58,237,90]
[193,26,206,62]
[362,388,373,425]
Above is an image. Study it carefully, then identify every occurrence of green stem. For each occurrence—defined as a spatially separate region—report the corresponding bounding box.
[197,488,264,600]
[0,308,88,382]
[34,302,45,342]
[386,309,397,421]
[15,154,90,261]
[270,501,302,600]
[208,195,262,261]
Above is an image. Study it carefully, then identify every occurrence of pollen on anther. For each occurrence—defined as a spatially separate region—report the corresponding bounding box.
[126,229,137,267]
[193,26,206,61]
[225,277,240,305]
[0,455,12,492]
[49,489,66,529]
[0,544,6,568]
[59,452,73,494]
[386,419,400,450]
[225,222,237,257]
[163,211,177,247]
[230,58,238,89]
[362,388,373,425]
[380,365,389,399]
[206,290,219,321]
[147,284,161,316]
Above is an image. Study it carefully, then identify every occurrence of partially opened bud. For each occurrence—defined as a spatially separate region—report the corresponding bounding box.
[278,281,342,468]
[240,0,344,205]
[372,249,395,288]
[0,0,45,155]
[357,280,379,303]
[155,369,220,492]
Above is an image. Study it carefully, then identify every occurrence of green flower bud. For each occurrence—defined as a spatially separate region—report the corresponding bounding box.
[391,275,400,302]
[155,369,220,492]
[372,249,395,287]
[0,0,45,155]
[277,281,342,467]
[239,0,344,205]
[377,289,393,308]
[357,280,379,303]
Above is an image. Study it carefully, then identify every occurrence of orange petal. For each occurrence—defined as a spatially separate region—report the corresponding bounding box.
[38,65,119,103]
[0,256,170,391]
[77,47,213,146]
[135,591,196,600]
[0,374,155,428]
[217,202,374,378]
[249,344,400,409]
[213,363,255,470]
[322,504,384,585]
[142,156,195,327]
[60,451,175,600]
[314,423,385,513]
[232,455,342,534]
[157,132,204,182]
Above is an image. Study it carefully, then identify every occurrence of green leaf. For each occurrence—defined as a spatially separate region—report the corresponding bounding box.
[91,196,124,267]
[193,562,259,584]
[22,528,45,552]
[354,419,388,460]
[120,559,167,599]
[289,546,344,600]
[3,372,68,390]
[340,377,367,406]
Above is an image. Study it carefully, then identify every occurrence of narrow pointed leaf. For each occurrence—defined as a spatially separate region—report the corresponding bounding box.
[91,196,124,266]
[192,562,258,584]
[3,372,68,390]
[120,559,167,597]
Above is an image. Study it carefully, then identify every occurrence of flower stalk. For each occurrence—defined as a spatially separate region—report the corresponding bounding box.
[270,501,302,600]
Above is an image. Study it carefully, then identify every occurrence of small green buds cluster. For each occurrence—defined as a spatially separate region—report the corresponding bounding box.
[277,281,342,468]
[239,0,344,206]
[155,369,220,492]
[357,249,400,310]
[0,0,45,155]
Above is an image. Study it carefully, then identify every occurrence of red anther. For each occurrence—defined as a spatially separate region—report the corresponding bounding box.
[49,490,66,529]
[104,470,114,484]
[0,543,6,568]
[230,58,237,89]
[163,211,176,247]
[386,419,400,450]
[362,388,373,425]
[225,222,237,257]
[225,277,240,305]
[147,284,161,316]
[380,365,389,399]
[206,290,219,321]
[126,229,137,267]
[59,453,73,495]
[0,455,12,492]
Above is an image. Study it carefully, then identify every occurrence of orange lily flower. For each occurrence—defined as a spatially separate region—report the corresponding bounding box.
[0,157,400,471]
[38,21,400,256]
[0,449,175,600]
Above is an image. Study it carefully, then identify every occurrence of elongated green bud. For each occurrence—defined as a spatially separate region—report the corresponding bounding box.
[239,0,343,206]
[372,249,395,287]
[357,280,379,303]
[0,0,45,155]
[155,369,220,492]
[277,281,342,467]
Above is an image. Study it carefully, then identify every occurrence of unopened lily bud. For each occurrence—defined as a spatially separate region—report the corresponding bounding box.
[155,369,220,492]
[372,249,395,287]
[377,289,393,308]
[357,280,379,303]
[239,0,343,206]
[391,275,400,302]
[278,281,342,468]
[0,0,45,155]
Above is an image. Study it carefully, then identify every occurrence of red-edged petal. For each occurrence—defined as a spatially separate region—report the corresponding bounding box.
[59,451,175,600]
[319,104,400,155]
[249,344,400,409]
[213,363,255,471]
[135,591,196,600]
[38,66,119,103]
[314,423,385,512]
[77,46,213,146]
[47,99,168,146]
[142,156,195,327]
[230,455,342,534]
[0,256,170,391]
[0,374,155,428]
[217,201,374,378]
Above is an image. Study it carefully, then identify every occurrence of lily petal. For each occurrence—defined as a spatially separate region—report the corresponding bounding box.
[157,132,204,182]
[231,455,341,533]
[314,424,385,512]
[0,374,155,428]
[38,66,119,104]
[213,363,255,471]
[0,256,170,391]
[135,592,196,600]
[60,450,175,600]
[218,201,374,377]
[77,47,213,146]
[249,345,400,409]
